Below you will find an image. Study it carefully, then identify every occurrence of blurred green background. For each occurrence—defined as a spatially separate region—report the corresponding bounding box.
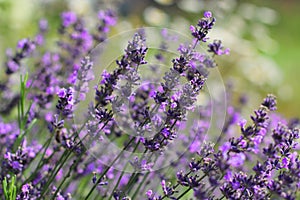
[0,0,299,118]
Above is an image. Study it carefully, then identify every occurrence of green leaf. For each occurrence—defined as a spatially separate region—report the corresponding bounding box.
[2,177,8,200]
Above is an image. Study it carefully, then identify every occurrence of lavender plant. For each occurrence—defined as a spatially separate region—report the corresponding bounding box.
[0,7,299,200]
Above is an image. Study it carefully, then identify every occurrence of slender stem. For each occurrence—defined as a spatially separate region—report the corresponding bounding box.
[131,171,150,199]
[219,195,225,200]
[51,157,82,199]
[125,118,178,196]
[107,140,140,200]
[177,187,192,199]
[107,170,126,200]
[123,148,148,195]
[161,172,205,200]
[23,133,53,184]
[84,137,135,200]
[40,149,71,197]
[42,116,111,197]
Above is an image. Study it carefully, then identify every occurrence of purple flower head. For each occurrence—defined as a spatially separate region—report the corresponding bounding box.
[16,38,36,55]
[224,170,233,182]
[17,38,29,49]
[190,11,216,42]
[96,31,147,107]
[35,34,44,45]
[39,19,48,32]
[172,55,188,74]
[100,70,111,84]
[161,180,176,197]
[146,190,153,198]
[61,11,77,27]
[16,183,36,200]
[189,158,201,171]
[251,107,269,129]
[262,94,277,111]
[220,141,231,157]
[281,157,290,169]
[56,87,74,117]
[12,160,23,171]
[6,60,19,73]
[21,184,30,193]
[238,119,247,129]
[72,56,94,104]
[204,11,212,18]
[227,152,246,167]
[208,40,230,56]
[98,9,117,27]
[58,88,67,98]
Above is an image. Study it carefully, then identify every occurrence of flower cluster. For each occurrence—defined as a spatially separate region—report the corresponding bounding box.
[0,7,298,200]
[56,87,74,117]
[95,30,147,108]
[190,11,215,42]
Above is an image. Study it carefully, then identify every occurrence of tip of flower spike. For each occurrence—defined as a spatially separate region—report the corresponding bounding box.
[208,40,230,56]
[61,11,77,27]
[261,94,277,111]
[204,11,212,18]
[57,88,67,98]
[17,38,29,49]
[146,190,153,198]
[39,19,48,32]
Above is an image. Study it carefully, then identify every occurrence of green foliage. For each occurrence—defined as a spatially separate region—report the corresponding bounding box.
[2,175,17,200]
[14,73,37,151]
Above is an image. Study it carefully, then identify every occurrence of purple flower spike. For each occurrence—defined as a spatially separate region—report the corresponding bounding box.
[39,19,48,32]
[56,87,74,117]
[262,94,277,111]
[58,88,67,98]
[208,40,230,56]
[190,11,216,42]
[17,38,29,49]
[98,9,117,27]
[61,11,77,27]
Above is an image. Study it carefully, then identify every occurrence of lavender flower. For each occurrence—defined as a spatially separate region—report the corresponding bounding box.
[61,11,77,28]
[72,56,94,104]
[95,9,117,42]
[190,11,216,42]
[0,7,299,200]
[56,87,74,117]
[208,40,230,56]
[5,38,36,74]
[95,30,147,108]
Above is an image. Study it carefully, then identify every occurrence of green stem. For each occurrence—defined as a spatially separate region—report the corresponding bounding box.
[123,148,148,195]
[161,171,204,200]
[40,149,71,197]
[84,137,135,200]
[177,187,192,199]
[40,115,110,197]
[107,169,126,200]
[131,171,150,199]
[23,134,53,184]
[51,157,82,200]
[107,140,141,200]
